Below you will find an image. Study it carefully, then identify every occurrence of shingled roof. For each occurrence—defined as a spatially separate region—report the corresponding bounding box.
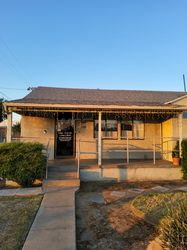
[10,86,186,107]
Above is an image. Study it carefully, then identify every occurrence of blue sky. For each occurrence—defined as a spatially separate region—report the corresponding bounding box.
[0,0,187,100]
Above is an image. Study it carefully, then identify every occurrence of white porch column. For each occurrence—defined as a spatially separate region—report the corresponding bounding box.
[98,111,102,166]
[178,112,183,157]
[7,111,12,142]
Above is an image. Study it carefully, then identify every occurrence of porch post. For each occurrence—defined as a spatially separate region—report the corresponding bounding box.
[98,111,102,166]
[7,111,12,142]
[178,112,183,157]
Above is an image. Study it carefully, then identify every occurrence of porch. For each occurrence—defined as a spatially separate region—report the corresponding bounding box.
[47,158,182,182]
[6,108,184,164]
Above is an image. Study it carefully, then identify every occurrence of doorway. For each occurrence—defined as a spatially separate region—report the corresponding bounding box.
[55,112,75,158]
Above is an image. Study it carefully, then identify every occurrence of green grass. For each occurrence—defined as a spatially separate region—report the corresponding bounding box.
[132,192,187,224]
[0,195,43,250]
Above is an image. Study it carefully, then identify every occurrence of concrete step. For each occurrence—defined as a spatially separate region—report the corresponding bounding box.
[43,179,80,191]
[48,166,77,172]
[48,172,78,180]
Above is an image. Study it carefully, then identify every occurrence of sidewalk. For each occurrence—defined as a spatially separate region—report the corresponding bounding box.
[22,186,78,250]
[0,187,42,196]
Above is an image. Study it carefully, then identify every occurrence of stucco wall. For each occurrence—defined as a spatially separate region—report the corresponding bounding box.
[75,121,97,159]
[21,116,55,160]
[162,119,174,161]
[172,97,187,106]
[162,116,187,161]
[19,115,187,161]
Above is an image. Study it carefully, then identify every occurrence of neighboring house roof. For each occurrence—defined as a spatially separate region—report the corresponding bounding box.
[0,120,7,128]
[8,86,186,107]
[0,120,19,128]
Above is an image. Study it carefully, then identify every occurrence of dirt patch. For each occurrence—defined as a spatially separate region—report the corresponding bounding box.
[76,180,187,250]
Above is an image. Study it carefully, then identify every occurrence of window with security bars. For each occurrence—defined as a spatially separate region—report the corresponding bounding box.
[94,119,118,138]
[121,120,144,139]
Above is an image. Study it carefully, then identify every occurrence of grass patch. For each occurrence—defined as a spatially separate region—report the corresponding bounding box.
[132,192,187,224]
[132,192,187,249]
[160,199,187,250]
[0,195,43,250]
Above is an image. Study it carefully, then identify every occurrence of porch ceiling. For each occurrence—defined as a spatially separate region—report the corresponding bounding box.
[8,106,180,121]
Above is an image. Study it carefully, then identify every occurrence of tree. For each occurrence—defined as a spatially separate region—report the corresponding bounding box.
[0,99,3,123]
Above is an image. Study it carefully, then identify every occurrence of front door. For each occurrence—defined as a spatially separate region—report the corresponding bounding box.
[56,113,74,157]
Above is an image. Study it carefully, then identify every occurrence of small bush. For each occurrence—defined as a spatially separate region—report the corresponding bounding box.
[160,200,187,250]
[0,142,46,187]
[181,140,187,178]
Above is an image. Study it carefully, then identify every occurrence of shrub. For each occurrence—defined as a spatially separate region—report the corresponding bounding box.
[160,200,187,250]
[0,142,46,187]
[172,140,179,158]
[181,140,187,178]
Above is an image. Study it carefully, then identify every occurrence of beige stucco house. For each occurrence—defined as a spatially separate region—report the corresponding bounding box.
[4,86,187,169]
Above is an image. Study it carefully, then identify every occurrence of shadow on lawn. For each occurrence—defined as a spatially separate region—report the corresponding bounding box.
[77,181,187,250]
[76,192,160,250]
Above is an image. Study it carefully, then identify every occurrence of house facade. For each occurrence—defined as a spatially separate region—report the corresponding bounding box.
[4,87,187,166]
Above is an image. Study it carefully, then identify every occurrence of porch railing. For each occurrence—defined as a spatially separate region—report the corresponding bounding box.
[6,135,181,180]
[77,139,98,178]
[76,136,182,177]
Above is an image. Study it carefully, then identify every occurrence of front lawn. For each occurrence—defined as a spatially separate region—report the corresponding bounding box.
[0,195,43,250]
[76,181,187,250]
[132,191,187,224]
[132,192,187,249]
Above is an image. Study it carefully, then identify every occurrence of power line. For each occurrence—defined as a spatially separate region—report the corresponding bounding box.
[0,53,28,82]
[0,86,27,91]
[0,35,32,82]
[0,91,11,100]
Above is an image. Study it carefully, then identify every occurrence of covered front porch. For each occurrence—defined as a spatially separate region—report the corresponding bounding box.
[5,105,184,171]
[5,92,186,182]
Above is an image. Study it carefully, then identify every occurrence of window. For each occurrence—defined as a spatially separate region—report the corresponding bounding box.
[121,120,144,139]
[94,119,144,139]
[133,120,144,139]
[183,111,187,118]
[121,120,133,138]
[94,119,118,138]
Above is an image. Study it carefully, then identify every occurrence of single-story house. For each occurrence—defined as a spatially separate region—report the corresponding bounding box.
[3,86,187,168]
[0,119,20,143]
[0,120,7,143]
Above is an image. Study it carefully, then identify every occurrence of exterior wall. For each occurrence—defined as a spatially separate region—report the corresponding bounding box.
[80,167,182,181]
[75,121,97,159]
[0,127,6,142]
[76,120,161,160]
[162,119,174,161]
[21,116,55,160]
[162,116,187,161]
[19,114,187,162]
[172,97,187,106]
[182,118,187,138]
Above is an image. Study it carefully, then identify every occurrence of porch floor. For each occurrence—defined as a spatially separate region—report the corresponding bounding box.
[48,158,176,174]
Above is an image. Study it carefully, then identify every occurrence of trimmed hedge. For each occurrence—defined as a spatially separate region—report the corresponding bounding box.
[0,142,46,187]
[181,140,187,179]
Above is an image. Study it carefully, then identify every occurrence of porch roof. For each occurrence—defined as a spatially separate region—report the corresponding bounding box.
[4,86,187,112]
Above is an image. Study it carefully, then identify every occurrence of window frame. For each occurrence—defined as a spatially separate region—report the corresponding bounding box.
[120,119,145,140]
[93,118,145,140]
[94,119,118,139]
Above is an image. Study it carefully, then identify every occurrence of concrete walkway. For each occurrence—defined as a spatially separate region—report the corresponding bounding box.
[23,186,78,250]
[0,187,42,196]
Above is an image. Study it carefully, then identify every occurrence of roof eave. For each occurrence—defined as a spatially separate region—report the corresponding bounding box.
[164,94,187,104]
[3,101,185,111]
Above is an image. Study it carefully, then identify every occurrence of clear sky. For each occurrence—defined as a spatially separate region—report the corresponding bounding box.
[0,0,187,101]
